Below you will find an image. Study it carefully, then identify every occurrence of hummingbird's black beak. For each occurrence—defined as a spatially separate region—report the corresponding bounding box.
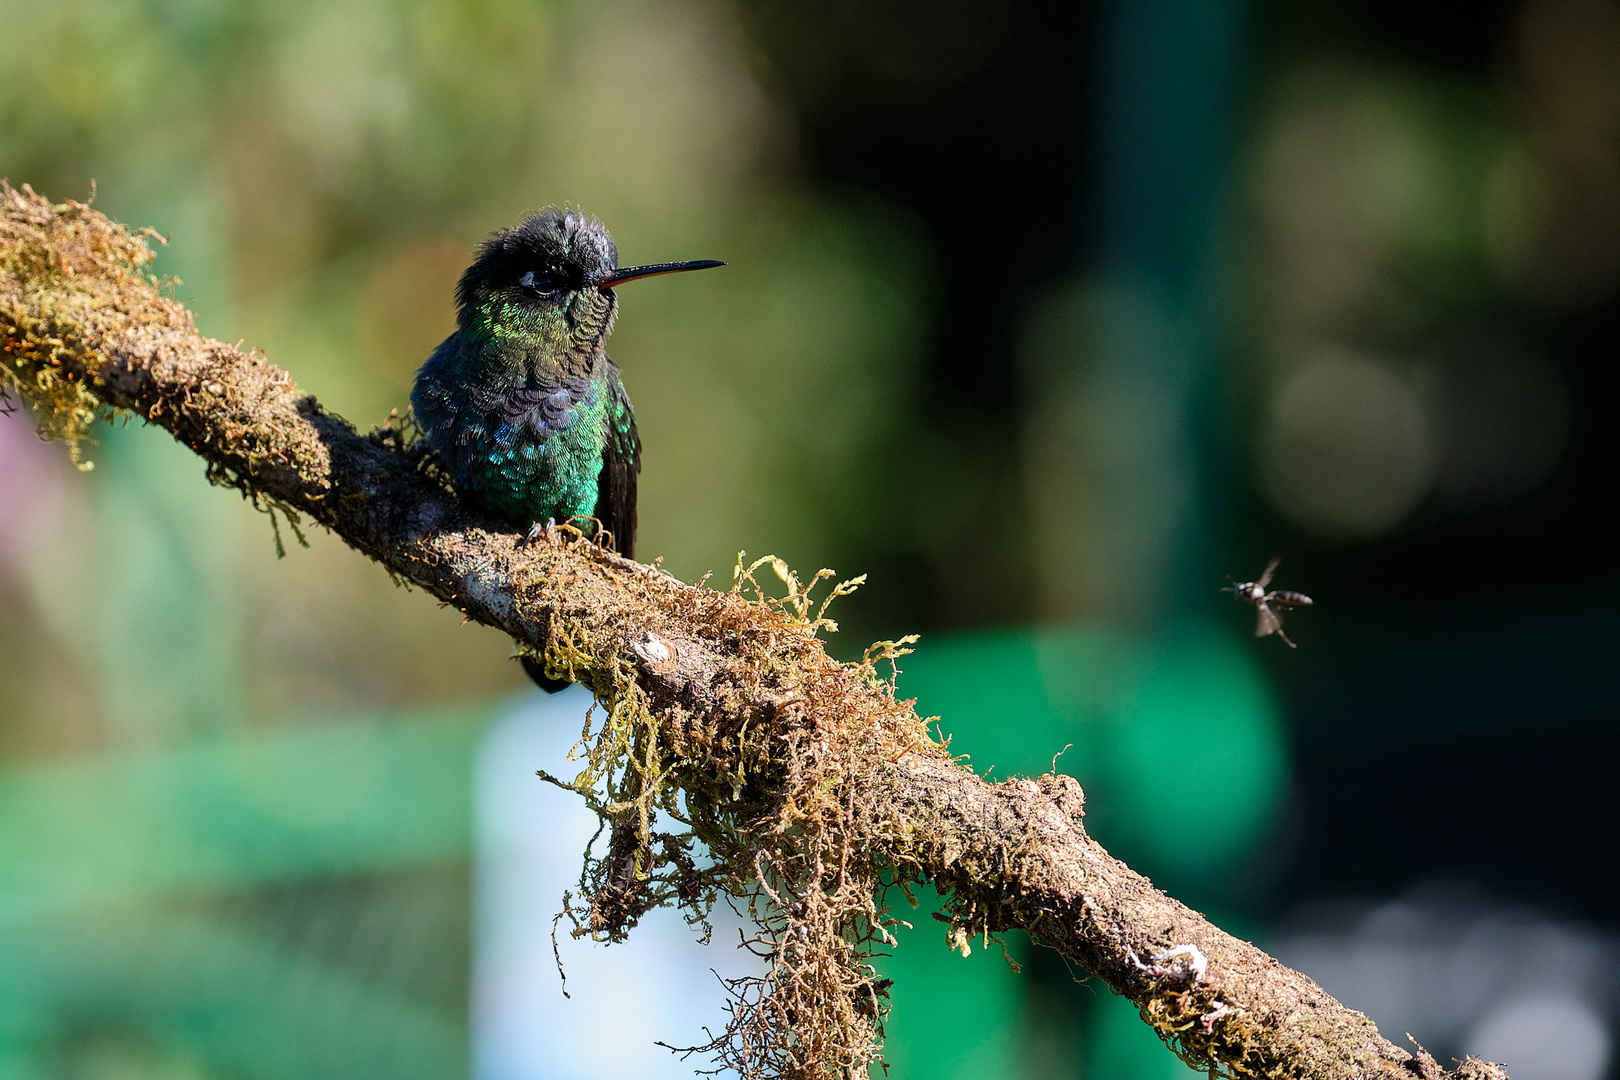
[596,259,726,290]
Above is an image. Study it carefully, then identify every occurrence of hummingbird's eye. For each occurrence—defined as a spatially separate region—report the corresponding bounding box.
[519,270,560,294]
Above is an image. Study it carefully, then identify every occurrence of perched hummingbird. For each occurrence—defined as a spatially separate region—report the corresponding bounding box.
[411,207,722,690]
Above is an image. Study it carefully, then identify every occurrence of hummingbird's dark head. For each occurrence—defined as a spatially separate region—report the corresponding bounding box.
[455,207,724,371]
[457,207,617,328]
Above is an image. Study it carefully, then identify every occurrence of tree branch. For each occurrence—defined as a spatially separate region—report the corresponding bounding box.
[1,182,1507,1080]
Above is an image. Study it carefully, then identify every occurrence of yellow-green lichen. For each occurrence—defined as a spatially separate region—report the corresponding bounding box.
[3,181,339,553]
[0,183,164,466]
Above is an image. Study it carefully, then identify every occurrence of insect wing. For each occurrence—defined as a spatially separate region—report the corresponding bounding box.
[1254,603,1281,638]
[1257,555,1282,590]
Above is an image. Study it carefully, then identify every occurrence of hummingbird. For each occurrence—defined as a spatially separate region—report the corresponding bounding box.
[410,207,722,690]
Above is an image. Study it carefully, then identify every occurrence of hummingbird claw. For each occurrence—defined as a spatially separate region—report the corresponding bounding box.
[522,518,557,547]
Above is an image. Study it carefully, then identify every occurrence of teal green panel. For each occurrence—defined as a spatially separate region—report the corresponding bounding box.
[0,1050,40,1080]
[0,910,465,1080]
[875,891,1023,1080]
[902,629,1074,777]
[903,623,1285,880]
[884,632,1075,1080]
[893,623,1285,1079]
[1085,627,1287,878]
[1086,991,1202,1080]
[0,707,486,920]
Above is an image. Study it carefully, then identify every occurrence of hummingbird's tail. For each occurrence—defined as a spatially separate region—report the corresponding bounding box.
[519,654,573,694]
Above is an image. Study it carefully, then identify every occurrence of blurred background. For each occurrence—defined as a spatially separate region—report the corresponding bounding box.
[2,0,1618,1078]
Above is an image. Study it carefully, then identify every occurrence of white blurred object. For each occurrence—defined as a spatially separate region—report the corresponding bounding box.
[473,687,764,1080]
[1269,883,1618,1078]
[1466,994,1610,1080]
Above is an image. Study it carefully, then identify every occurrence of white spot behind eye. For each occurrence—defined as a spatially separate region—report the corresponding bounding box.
[520,271,535,288]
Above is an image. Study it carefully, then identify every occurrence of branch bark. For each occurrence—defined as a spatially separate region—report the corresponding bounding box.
[1,183,1507,1080]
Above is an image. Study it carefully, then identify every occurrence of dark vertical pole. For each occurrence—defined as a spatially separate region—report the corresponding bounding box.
[1064,0,1241,621]
[1093,0,1238,306]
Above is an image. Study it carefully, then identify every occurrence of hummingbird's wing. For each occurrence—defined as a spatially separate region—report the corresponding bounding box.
[410,333,469,464]
[595,357,641,559]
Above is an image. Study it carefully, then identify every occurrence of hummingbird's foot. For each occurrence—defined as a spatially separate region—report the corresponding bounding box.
[522,518,558,547]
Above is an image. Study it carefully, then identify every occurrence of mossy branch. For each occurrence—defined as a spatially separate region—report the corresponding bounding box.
[1,182,1507,1080]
